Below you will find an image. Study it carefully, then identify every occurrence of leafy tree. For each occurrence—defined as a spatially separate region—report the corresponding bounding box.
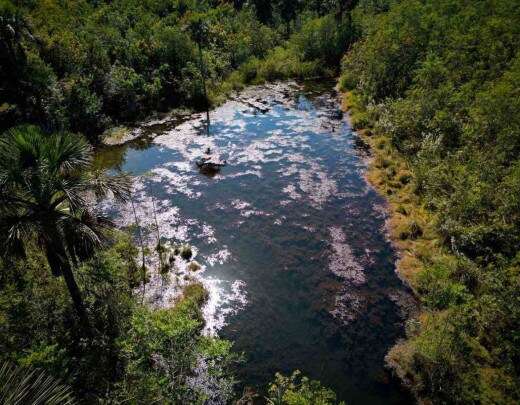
[341,0,520,402]
[116,283,239,403]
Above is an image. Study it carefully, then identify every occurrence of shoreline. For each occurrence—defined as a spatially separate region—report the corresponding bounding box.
[339,89,448,403]
[339,90,446,291]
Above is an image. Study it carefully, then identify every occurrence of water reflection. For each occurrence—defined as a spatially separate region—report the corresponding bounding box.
[99,80,414,404]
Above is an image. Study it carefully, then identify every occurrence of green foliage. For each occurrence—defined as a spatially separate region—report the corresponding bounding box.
[115,282,237,404]
[117,303,202,402]
[291,15,351,67]
[0,231,137,402]
[417,262,469,309]
[267,370,343,405]
[1,0,360,139]
[236,13,354,85]
[0,229,244,404]
[1,0,284,138]
[343,0,520,402]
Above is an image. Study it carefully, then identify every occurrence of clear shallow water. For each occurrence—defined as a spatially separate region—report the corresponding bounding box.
[99,81,414,404]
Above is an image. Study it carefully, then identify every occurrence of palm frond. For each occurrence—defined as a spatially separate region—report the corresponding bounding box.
[51,178,88,213]
[0,213,39,258]
[89,170,132,202]
[0,127,37,187]
[7,126,43,172]
[0,125,127,271]
[61,209,114,262]
[45,132,92,175]
[0,361,75,405]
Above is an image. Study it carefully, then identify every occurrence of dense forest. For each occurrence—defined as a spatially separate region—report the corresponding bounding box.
[340,0,520,403]
[1,0,519,404]
[0,0,351,142]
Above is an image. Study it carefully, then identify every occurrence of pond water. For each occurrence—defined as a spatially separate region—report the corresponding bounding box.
[98,81,415,404]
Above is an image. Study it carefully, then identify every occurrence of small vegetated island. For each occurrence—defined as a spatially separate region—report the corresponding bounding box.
[1,0,519,404]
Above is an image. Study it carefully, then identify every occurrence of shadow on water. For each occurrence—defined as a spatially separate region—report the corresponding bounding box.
[98,80,415,405]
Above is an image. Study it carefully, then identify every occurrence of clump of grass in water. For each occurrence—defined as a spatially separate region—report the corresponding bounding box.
[188,261,201,272]
[180,244,193,261]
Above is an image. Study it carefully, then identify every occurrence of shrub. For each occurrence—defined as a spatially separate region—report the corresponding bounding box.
[116,282,236,403]
[267,370,340,405]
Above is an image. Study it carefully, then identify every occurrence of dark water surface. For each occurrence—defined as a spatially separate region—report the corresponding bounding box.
[99,81,414,404]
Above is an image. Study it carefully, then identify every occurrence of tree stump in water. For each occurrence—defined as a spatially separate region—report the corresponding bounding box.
[196,156,226,176]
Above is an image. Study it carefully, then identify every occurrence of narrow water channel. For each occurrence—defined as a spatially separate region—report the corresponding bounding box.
[98,81,414,404]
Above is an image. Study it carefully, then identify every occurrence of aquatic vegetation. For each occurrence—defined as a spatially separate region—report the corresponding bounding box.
[180,244,193,261]
[188,261,202,272]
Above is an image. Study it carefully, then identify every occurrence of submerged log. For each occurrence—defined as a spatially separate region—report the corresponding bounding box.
[241,99,270,114]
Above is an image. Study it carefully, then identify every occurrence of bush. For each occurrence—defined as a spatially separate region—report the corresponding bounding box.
[417,263,469,309]
[116,283,236,403]
[267,370,341,405]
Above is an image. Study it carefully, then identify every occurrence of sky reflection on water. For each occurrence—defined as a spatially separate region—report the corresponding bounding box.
[99,81,414,404]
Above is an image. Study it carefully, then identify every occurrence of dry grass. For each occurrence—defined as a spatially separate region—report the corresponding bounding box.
[102,126,131,145]
[341,91,446,291]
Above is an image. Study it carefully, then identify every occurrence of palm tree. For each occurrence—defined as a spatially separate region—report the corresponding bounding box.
[0,126,130,331]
